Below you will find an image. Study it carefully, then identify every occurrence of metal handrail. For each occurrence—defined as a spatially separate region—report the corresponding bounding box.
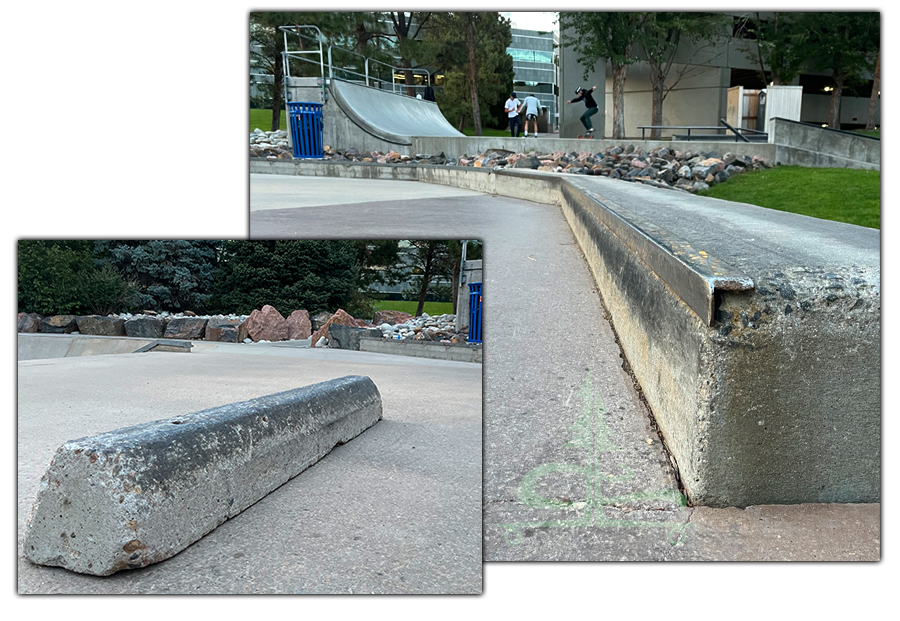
[279,25,325,107]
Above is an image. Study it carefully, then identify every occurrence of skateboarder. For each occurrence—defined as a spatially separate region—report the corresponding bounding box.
[566,86,598,135]
[521,93,542,137]
[505,92,522,137]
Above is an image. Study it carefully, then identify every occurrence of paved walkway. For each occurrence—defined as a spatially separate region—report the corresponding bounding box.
[250,173,879,562]
[17,344,482,593]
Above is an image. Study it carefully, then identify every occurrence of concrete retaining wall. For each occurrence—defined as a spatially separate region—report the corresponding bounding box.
[23,376,382,575]
[251,160,881,507]
[770,117,880,170]
[359,338,483,363]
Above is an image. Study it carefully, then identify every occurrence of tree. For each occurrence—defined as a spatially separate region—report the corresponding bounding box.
[805,12,879,128]
[404,241,453,316]
[386,12,433,96]
[250,12,355,130]
[211,240,359,316]
[424,12,513,133]
[95,241,220,313]
[18,241,136,316]
[865,47,880,131]
[560,12,648,139]
[736,12,812,87]
[640,13,729,139]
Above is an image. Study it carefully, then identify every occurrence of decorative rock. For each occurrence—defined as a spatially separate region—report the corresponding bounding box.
[75,315,126,336]
[327,324,382,350]
[285,310,312,340]
[309,309,358,345]
[17,312,42,333]
[41,315,77,334]
[205,318,248,343]
[372,310,414,326]
[125,316,165,339]
[246,305,288,342]
[164,317,209,340]
[311,311,333,332]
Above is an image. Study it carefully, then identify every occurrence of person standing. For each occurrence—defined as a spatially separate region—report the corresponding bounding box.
[566,85,599,135]
[505,91,522,138]
[521,93,542,137]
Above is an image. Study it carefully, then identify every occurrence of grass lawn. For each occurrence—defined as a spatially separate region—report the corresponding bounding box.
[852,129,880,139]
[697,166,880,229]
[461,127,515,137]
[372,300,454,316]
[250,109,287,132]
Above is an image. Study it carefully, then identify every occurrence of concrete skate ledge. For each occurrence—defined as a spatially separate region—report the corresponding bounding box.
[252,159,880,507]
[23,375,382,575]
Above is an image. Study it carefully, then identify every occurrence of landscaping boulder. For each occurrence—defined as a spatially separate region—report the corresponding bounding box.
[164,317,209,340]
[311,311,333,332]
[327,324,382,350]
[372,310,414,326]
[17,313,42,333]
[205,318,248,343]
[310,309,358,345]
[125,316,165,339]
[75,315,126,336]
[41,315,77,334]
[286,310,312,340]
[246,305,288,342]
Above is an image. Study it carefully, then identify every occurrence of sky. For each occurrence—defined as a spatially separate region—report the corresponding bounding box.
[502,11,558,33]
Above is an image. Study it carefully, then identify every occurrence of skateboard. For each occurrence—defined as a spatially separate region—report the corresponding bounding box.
[577,132,596,139]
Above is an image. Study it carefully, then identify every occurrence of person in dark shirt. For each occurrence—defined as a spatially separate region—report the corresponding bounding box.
[566,86,598,135]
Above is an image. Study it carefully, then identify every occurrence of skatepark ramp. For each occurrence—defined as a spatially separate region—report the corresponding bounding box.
[23,376,382,575]
[288,77,463,154]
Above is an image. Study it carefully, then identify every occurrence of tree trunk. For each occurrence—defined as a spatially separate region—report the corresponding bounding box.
[865,49,880,131]
[828,74,844,128]
[464,14,482,136]
[415,246,435,317]
[451,260,460,315]
[611,62,628,140]
[649,64,665,139]
[271,34,285,132]
[401,59,417,97]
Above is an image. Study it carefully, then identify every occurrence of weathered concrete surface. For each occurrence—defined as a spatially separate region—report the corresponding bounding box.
[770,117,880,170]
[359,338,483,363]
[23,376,381,576]
[18,344,482,592]
[559,175,880,507]
[18,334,155,360]
[249,171,880,563]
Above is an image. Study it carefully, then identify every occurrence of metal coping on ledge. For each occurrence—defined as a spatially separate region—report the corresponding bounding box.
[133,340,194,353]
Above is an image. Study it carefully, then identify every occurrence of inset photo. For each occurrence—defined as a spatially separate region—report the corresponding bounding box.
[17,239,482,594]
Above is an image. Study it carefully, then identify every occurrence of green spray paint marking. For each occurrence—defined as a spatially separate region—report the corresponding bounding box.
[498,369,689,546]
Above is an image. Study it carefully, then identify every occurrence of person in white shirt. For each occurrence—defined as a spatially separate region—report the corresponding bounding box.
[504,92,522,137]
[521,94,542,137]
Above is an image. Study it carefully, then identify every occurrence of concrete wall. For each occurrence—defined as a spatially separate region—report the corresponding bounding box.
[770,117,881,170]
[359,338,482,363]
[558,25,605,139]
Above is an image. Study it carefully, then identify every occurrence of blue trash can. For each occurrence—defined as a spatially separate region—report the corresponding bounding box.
[468,282,482,344]
[287,102,324,159]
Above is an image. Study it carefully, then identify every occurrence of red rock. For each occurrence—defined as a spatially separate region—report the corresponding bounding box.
[17,312,42,333]
[286,310,312,340]
[246,305,288,342]
[373,310,411,326]
[309,309,357,345]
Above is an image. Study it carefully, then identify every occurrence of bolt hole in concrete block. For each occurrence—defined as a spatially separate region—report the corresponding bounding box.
[23,375,382,576]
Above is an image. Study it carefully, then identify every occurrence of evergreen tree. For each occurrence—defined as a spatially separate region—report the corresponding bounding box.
[211,240,359,316]
[95,240,220,313]
[424,13,513,132]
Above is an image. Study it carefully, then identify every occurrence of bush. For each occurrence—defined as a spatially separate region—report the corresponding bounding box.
[18,241,94,315]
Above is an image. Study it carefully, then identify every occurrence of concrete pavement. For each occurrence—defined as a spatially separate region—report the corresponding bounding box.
[250,172,880,561]
[17,343,482,593]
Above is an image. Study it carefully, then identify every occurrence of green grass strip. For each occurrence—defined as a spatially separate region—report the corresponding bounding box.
[698,166,880,229]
